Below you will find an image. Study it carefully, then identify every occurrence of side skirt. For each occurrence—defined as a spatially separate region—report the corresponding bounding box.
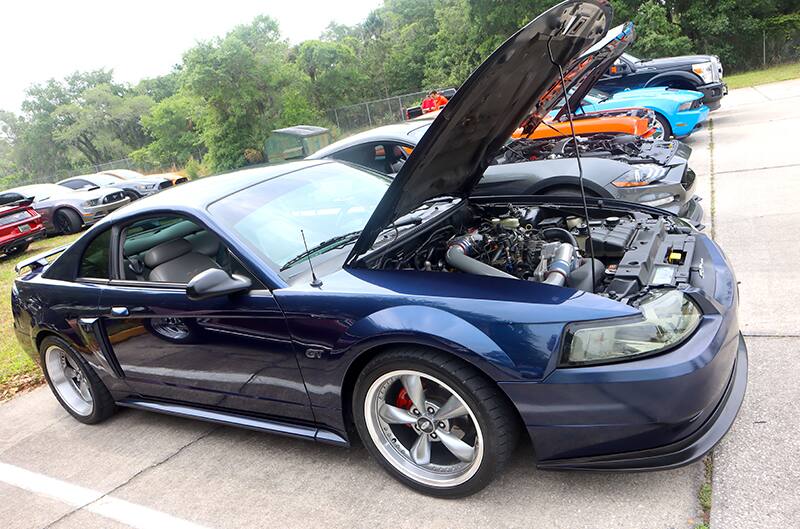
[117,399,349,447]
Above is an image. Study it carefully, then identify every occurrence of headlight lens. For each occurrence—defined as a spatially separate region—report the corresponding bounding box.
[678,101,694,111]
[562,290,702,366]
[83,198,100,207]
[612,164,669,187]
[692,62,714,84]
[136,183,156,191]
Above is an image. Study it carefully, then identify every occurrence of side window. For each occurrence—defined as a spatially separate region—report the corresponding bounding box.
[0,193,23,205]
[331,143,389,174]
[61,180,88,190]
[120,216,229,284]
[79,229,112,279]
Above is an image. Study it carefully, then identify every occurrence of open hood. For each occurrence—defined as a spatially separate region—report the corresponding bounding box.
[545,22,634,124]
[348,0,613,261]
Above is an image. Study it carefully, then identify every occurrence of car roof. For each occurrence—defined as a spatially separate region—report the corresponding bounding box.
[104,159,335,219]
[309,122,432,159]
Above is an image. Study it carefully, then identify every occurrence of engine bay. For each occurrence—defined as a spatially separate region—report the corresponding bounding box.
[497,134,677,165]
[371,203,699,301]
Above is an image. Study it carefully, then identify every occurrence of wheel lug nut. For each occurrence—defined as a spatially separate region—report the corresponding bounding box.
[412,408,420,415]
[431,433,437,439]
[438,422,445,428]
[427,407,434,414]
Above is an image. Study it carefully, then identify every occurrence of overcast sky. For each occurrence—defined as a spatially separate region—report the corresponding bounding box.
[0,0,381,112]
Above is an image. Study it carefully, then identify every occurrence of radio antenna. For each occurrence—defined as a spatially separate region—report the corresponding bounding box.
[300,229,323,288]
[547,35,597,293]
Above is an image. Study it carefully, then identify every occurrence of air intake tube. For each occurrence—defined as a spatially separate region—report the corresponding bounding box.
[446,234,516,279]
[542,243,575,286]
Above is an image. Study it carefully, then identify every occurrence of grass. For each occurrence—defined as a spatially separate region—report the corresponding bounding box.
[725,61,800,89]
[0,232,81,399]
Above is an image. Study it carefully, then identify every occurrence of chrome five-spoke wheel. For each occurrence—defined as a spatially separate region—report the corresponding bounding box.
[44,344,93,417]
[364,370,485,488]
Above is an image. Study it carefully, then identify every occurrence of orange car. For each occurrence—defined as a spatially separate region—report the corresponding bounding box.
[515,109,657,140]
[414,107,657,140]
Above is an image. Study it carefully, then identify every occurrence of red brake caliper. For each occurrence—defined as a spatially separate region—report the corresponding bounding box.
[396,388,413,410]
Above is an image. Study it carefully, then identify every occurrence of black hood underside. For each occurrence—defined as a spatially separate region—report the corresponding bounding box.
[349,0,613,262]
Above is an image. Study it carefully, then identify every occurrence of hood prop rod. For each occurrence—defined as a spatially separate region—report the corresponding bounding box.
[547,35,596,293]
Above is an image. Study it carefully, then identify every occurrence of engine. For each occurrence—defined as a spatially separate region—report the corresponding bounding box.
[373,203,700,299]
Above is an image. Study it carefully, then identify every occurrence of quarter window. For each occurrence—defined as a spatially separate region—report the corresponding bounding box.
[79,229,112,279]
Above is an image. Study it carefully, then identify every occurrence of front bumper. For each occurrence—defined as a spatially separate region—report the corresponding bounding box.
[500,234,744,466]
[80,197,130,225]
[673,105,710,138]
[697,82,727,110]
[537,334,747,470]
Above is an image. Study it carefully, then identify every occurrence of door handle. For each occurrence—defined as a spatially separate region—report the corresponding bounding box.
[109,306,129,317]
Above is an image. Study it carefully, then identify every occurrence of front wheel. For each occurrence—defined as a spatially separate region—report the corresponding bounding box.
[653,113,672,140]
[53,208,83,235]
[353,348,519,497]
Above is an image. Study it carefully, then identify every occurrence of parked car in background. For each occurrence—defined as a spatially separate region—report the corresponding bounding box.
[574,87,709,139]
[59,172,171,202]
[5,183,129,235]
[145,172,190,186]
[595,52,726,110]
[264,126,332,162]
[308,120,703,225]
[0,196,46,257]
[101,169,176,197]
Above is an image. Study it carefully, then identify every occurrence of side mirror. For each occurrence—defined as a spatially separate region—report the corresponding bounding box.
[186,268,252,301]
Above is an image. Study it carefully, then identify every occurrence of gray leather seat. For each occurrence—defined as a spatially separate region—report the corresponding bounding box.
[144,239,219,283]
[185,231,220,257]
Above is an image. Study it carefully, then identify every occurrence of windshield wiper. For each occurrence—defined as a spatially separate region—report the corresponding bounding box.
[281,230,362,271]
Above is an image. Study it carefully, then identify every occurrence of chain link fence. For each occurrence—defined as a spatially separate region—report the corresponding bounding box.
[327,90,443,135]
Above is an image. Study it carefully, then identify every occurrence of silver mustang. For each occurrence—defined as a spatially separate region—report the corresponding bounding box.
[308,121,703,225]
[4,183,130,235]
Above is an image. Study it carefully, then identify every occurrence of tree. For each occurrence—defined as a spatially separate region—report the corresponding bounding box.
[131,92,204,167]
[629,1,693,58]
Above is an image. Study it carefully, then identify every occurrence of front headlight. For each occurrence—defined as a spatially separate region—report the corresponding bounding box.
[612,164,669,187]
[136,183,156,191]
[692,62,714,84]
[678,100,695,112]
[83,198,100,207]
[562,290,702,366]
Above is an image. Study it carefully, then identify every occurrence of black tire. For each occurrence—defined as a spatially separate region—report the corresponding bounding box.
[123,189,141,201]
[353,347,519,498]
[654,113,673,140]
[5,242,29,256]
[53,208,83,235]
[39,335,116,424]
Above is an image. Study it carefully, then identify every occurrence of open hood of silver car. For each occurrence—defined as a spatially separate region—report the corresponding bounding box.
[349,0,614,261]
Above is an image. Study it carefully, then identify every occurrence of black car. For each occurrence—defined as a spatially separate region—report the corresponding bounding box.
[595,52,727,110]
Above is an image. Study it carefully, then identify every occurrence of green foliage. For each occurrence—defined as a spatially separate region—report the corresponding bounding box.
[630,1,694,58]
[2,0,799,184]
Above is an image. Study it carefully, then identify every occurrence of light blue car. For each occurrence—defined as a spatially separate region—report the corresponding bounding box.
[578,87,709,139]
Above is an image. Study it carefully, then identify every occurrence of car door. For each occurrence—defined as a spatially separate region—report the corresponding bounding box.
[92,214,313,420]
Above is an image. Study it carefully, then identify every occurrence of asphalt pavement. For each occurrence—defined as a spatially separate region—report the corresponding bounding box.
[1,79,799,529]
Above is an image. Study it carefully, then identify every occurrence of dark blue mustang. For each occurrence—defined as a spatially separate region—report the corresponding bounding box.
[11,1,746,497]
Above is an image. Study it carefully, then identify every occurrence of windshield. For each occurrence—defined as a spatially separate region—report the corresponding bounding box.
[209,163,390,270]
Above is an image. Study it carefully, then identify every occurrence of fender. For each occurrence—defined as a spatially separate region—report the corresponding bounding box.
[334,305,518,383]
[645,71,700,89]
[526,175,612,197]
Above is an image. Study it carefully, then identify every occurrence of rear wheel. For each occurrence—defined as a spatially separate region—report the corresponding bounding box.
[40,336,116,424]
[5,242,29,256]
[353,347,519,498]
[53,208,82,235]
